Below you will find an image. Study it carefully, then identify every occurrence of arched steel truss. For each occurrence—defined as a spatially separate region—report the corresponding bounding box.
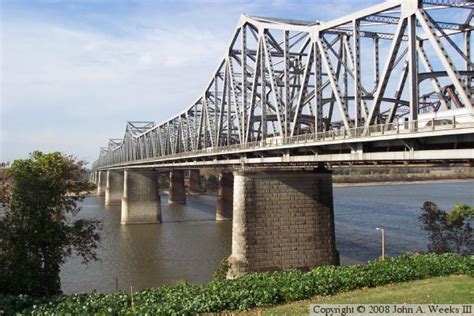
[93,0,473,169]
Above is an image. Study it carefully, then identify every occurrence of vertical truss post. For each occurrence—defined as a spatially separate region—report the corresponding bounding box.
[214,75,219,143]
[284,30,290,138]
[194,104,199,149]
[408,13,419,130]
[314,41,323,134]
[353,20,362,129]
[373,37,380,89]
[227,68,232,145]
[343,36,348,109]
[260,34,267,140]
[465,30,472,98]
[241,24,248,141]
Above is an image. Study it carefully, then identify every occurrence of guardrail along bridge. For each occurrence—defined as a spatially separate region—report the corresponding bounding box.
[90,0,474,277]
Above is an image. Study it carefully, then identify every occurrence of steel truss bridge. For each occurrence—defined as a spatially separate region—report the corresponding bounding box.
[93,0,474,171]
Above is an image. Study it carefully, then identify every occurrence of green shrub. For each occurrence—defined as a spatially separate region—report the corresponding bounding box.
[2,253,472,315]
[213,258,230,281]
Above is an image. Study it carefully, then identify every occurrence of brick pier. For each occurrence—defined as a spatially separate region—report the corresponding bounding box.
[228,168,339,277]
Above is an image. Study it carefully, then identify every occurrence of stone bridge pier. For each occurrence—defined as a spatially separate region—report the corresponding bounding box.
[104,170,124,205]
[188,169,203,193]
[227,168,339,278]
[89,171,96,183]
[121,170,161,224]
[96,170,106,196]
[169,169,186,204]
[216,171,233,221]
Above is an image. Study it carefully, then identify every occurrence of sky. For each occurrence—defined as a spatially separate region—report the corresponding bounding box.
[1,0,462,165]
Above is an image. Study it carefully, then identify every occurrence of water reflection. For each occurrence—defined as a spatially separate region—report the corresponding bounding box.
[60,181,473,294]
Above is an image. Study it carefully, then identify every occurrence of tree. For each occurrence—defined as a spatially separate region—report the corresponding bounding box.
[0,151,101,296]
[419,201,473,255]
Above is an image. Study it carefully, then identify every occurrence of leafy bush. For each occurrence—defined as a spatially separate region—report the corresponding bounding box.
[420,201,473,255]
[1,253,472,315]
[213,258,230,281]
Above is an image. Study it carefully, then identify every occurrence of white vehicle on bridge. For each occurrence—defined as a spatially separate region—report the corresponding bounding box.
[398,108,474,130]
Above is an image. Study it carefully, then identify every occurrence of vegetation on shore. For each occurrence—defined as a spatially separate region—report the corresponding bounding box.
[0,151,100,297]
[1,155,472,314]
[253,275,473,315]
[332,166,474,183]
[420,201,473,255]
[1,253,472,315]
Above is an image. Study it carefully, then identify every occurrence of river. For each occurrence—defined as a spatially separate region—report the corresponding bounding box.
[56,181,474,294]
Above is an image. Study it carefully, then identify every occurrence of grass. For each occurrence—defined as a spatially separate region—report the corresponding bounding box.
[242,275,474,315]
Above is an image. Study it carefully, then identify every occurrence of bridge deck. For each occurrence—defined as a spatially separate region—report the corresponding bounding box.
[98,121,474,170]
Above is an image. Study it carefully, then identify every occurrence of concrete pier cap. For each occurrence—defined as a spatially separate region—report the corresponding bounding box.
[228,165,339,278]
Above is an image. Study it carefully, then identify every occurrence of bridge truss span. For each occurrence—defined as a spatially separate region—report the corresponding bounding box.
[93,0,474,170]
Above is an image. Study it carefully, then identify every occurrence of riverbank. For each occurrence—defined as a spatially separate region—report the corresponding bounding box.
[245,275,473,315]
[2,254,471,315]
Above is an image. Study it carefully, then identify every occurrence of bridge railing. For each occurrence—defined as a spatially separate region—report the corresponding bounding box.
[93,113,474,169]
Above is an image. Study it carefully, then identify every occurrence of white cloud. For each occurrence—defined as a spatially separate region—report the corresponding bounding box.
[0,3,242,163]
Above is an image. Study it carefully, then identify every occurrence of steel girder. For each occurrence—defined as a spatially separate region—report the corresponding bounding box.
[92,0,473,170]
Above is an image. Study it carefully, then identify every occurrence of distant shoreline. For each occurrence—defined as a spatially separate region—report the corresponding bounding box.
[333,178,474,188]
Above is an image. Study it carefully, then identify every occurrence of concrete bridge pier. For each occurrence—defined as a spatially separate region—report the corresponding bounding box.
[216,171,233,221]
[169,170,186,204]
[227,168,339,278]
[121,170,161,224]
[96,170,106,196]
[105,170,124,205]
[188,169,203,193]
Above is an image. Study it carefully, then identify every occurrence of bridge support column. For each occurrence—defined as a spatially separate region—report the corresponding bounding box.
[169,170,186,204]
[228,168,339,278]
[121,170,161,224]
[105,170,124,205]
[216,171,233,221]
[96,171,106,196]
[188,169,203,193]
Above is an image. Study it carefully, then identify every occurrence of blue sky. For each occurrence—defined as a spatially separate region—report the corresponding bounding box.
[0,0,442,163]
